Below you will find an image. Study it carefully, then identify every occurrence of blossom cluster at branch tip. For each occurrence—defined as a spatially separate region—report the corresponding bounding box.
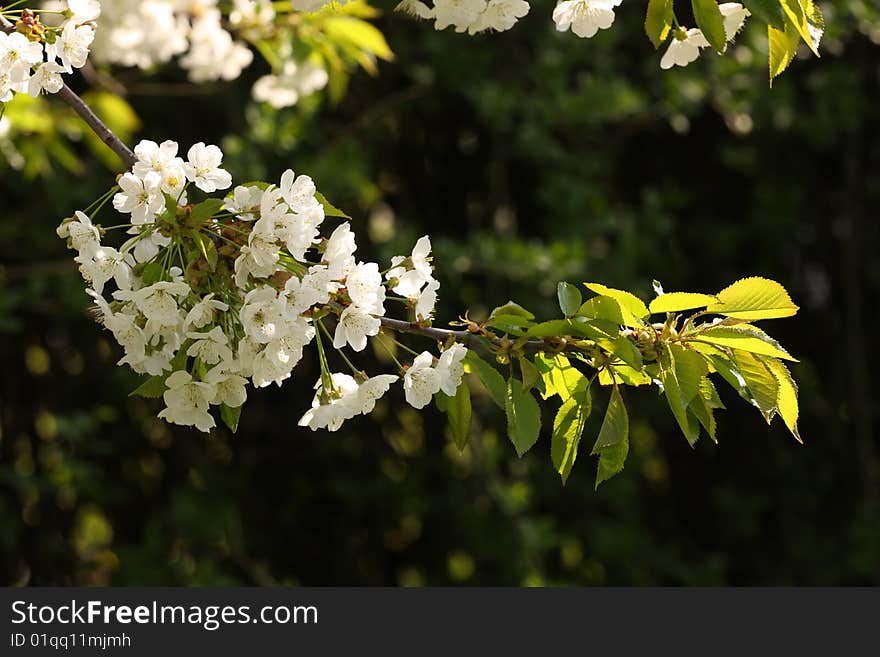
[58,138,466,433]
[0,1,99,102]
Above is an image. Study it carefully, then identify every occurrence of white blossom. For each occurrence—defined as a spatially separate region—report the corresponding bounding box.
[346,262,386,315]
[115,281,190,327]
[113,172,166,224]
[48,20,95,72]
[75,246,132,294]
[67,0,102,22]
[204,365,248,408]
[252,61,329,109]
[660,29,710,70]
[27,62,65,97]
[240,286,285,343]
[414,278,441,321]
[403,351,442,409]
[184,293,229,330]
[297,373,361,432]
[433,0,487,33]
[184,142,233,193]
[437,343,467,396]
[226,185,265,221]
[57,211,100,255]
[158,370,217,433]
[187,326,234,365]
[470,0,530,34]
[355,374,399,414]
[333,305,381,352]
[552,0,622,39]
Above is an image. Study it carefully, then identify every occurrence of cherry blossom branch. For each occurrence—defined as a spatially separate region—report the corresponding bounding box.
[0,14,136,168]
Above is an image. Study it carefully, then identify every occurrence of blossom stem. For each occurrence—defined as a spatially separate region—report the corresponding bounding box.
[390,337,420,357]
[84,186,118,215]
[317,319,360,377]
[312,318,335,393]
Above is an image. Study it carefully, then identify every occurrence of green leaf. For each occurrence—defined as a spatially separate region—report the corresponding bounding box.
[688,393,717,442]
[592,385,629,452]
[315,191,351,219]
[583,283,649,326]
[649,292,718,314]
[551,379,591,484]
[599,365,653,387]
[645,0,674,48]
[435,382,473,451]
[465,352,507,410]
[693,326,797,361]
[660,349,700,446]
[557,281,583,318]
[779,0,820,55]
[534,353,586,402]
[668,344,709,403]
[731,350,780,422]
[190,198,225,222]
[485,314,533,335]
[489,301,535,321]
[763,357,802,443]
[599,335,644,370]
[141,262,164,286]
[323,16,394,62]
[505,378,542,457]
[130,375,167,399]
[519,356,538,392]
[577,296,628,325]
[744,0,786,29]
[220,404,242,433]
[526,319,589,338]
[592,386,630,488]
[768,21,802,83]
[692,0,728,52]
[192,232,218,271]
[700,377,726,409]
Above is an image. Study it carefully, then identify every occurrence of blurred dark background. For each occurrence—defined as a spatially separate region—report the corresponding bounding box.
[1,0,878,585]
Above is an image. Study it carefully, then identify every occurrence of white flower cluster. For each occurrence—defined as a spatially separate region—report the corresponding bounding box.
[0,0,99,102]
[88,0,253,82]
[58,139,467,434]
[396,0,531,35]
[81,0,329,108]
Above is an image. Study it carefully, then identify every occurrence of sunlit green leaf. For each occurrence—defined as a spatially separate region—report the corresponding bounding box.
[731,350,779,422]
[583,283,649,326]
[649,292,718,314]
[763,357,802,443]
[707,277,799,320]
[551,379,591,484]
[693,325,797,361]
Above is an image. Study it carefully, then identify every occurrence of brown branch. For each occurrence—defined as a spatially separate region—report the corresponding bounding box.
[0,14,136,168]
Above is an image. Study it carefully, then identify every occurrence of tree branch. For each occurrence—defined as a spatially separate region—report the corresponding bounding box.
[0,14,136,168]
[0,14,613,363]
